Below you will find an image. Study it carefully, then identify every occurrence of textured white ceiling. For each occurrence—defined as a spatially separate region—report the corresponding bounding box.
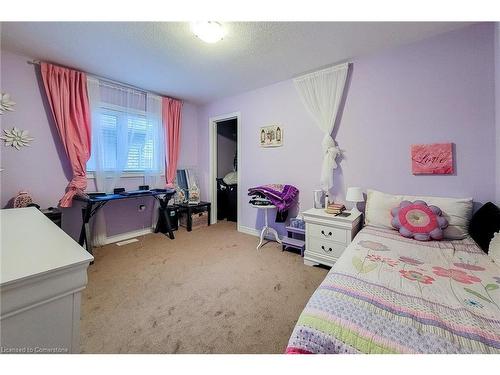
[1,22,472,104]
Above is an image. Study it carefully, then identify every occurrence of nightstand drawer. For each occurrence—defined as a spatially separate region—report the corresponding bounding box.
[307,237,346,259]
[308,223,347,243]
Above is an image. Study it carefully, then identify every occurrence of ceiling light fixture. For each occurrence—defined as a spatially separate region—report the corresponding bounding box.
[191,21,225,44]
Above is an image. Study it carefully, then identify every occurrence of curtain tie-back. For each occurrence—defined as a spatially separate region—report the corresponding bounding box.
[320,134,342,191]
[59,175,88,207]
[322,134,341,169]
[67,175,87,190]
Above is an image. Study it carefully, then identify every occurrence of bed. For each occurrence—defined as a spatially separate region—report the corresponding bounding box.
[286,225,500,354]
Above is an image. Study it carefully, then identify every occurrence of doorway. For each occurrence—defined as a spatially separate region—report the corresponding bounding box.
[209,112,241,227]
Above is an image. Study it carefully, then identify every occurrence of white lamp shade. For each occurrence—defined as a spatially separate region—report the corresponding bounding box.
[346,187,364,202]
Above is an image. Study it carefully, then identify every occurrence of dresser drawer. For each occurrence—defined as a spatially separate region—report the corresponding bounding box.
[307,237,346,259]
[307,223,347,243]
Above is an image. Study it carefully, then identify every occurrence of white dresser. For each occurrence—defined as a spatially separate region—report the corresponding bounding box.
[303,208,362,267]
[0,207,93,354]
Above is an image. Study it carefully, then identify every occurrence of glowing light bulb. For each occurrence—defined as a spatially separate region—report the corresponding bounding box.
[191,21,225,44]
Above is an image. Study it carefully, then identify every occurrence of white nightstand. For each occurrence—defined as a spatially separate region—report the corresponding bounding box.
[302,208,363,267]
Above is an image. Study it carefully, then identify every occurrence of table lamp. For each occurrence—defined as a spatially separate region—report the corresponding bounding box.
[346,187,364,215]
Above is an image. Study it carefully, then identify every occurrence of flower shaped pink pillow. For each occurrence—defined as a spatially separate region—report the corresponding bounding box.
[391,200,448,241]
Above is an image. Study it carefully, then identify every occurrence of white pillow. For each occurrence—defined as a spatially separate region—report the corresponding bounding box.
[365,189,473,240]
[489,232,500,263]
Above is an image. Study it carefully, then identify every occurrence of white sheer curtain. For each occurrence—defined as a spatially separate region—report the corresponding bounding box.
[143,93,165,189]
[87,77,107,247]
[143,93,165,229]
[293,63,349,192]
[86,77,165,246]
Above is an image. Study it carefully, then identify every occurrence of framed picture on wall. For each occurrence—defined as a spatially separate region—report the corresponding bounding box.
[411,143,454,175]
[259,125,283,147]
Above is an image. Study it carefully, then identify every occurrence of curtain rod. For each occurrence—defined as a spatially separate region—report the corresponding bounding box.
[27,59,183,102]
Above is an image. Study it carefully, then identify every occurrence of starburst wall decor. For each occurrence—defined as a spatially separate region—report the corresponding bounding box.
[1,127,35,150]
[0,93,16,114]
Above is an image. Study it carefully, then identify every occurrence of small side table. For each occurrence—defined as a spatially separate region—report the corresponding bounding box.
[175,202,211,232]
[250,204,282,250]
[302,209,362,267]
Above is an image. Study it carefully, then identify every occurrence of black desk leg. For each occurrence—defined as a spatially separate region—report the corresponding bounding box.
[162,208,175,239]
[154,208,162,233]
[79,202,93,256]
[78,210,86,246]
[187,207,193,232]
[207,204,211,226]
[155,195,175,240]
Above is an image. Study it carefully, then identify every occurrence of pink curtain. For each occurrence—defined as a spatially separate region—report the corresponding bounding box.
[41,62,91,207]
[162,97,183,187]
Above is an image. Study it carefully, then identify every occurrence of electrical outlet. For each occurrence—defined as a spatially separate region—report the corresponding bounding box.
[138,204,146,212]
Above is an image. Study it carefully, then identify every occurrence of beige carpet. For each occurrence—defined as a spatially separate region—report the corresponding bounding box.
[80,221,328,353]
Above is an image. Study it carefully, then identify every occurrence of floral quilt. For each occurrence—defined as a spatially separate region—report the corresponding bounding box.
[286,226,500,354]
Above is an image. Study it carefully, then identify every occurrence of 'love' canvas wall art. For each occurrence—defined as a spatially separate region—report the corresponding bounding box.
[411,143,453,175]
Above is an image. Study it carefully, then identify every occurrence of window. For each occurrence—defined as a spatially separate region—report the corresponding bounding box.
[87,110,156,172]
[86,79,164,175]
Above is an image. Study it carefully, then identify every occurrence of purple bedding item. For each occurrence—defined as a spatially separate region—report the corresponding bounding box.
[248,184,299,212]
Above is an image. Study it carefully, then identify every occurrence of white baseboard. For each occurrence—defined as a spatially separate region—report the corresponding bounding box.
[237,224,282,241]
[104,227,154,245]
[104,224,276,245]
[237,224,260,237]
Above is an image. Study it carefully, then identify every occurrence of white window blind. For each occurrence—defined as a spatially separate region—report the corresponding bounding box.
[86,80,164,173]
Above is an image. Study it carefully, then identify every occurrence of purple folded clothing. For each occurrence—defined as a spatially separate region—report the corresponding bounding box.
[248,184,299,212]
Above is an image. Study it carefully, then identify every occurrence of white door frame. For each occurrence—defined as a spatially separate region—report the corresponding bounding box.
[208,112,241,227]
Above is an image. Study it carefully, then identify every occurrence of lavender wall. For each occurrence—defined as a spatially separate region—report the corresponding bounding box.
[196,23,497,235]
[495,22,500,203]
[0,50,199,239]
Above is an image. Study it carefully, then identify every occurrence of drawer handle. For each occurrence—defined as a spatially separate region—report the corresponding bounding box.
[321,245,333,253]
[321,230,333,237]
